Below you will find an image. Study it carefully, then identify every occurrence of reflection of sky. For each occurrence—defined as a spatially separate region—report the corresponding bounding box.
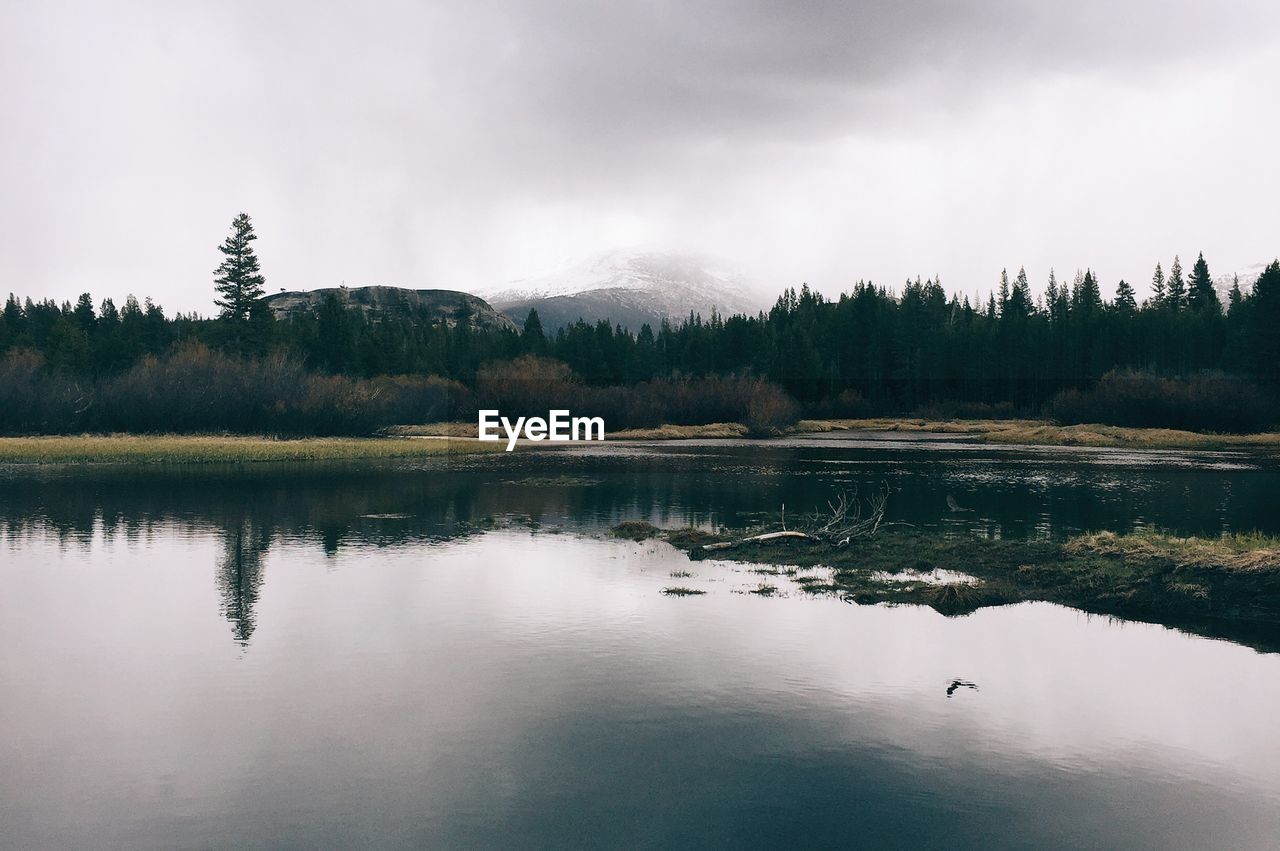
[2,528,1279,847]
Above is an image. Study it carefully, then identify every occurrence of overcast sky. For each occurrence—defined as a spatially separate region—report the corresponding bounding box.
[2,0,1278,314]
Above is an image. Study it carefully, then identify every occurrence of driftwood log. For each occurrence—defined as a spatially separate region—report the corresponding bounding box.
[703,485,889,551]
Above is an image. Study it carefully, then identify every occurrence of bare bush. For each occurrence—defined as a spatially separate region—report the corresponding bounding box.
[745,378,801,436]
[1046,370,1279,434]
[0,349,84,433]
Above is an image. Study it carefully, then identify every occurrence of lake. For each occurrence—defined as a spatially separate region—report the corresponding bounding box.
[3,436,1280,848]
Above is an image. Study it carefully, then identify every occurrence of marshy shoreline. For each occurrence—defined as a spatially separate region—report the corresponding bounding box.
[2,416,1278,464]
[412,417,1280,451]
[615,522,1280,652]
[0,434,504,465]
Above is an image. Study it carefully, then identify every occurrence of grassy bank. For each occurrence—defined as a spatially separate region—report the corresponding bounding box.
[793,418,1280,450]
[0,434,504,464]
[393,421,753,440]
[620,523,1280,643]
[401,417,1280,449]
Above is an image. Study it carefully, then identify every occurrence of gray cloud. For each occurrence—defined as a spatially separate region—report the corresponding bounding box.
[1,0,1278,311]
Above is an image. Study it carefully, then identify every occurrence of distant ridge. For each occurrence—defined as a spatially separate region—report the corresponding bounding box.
[264,285,517,332]
[478,249,763,331]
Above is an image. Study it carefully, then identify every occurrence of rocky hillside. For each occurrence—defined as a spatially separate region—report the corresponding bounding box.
[264,286,517,332]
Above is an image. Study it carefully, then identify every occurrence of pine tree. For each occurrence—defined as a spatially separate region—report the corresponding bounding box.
[997,269,1010,314]
[1006,266,1032,319]
[72,293,97,333]
[1149,262,1165,308]
[523,308,546,352]
[1251,260,1280,379]
[1228,274,1243,312]
[1114,279,1137,313]
[1166,256,1186,311]
[214,213,266,321]
[1187,252,1219,313]
[3,294,21,328]
[1074,269,1102,315]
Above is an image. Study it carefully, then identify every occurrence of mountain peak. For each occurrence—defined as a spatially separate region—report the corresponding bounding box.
[1213,262,1270,302]
[478,249,762,331]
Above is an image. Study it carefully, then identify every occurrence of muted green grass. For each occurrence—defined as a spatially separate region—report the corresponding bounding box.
[793,418,1280,450]
[610,422,749,440]
[661,586,706,597]
[1066,529,1280,571]
[0,434,504,464]
[611,520,663,541]
[655,525,1280,646]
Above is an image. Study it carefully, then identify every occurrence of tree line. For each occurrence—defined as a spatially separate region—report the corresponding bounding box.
[1,213,1278,434]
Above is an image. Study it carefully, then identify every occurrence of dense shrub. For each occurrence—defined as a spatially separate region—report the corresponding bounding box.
[91,344,383,435]
[0,350,84,434]
[744,379,800,435]
[0,346,794,437]
[1046,370,1279,434]
[914,399,1019,421]
[370,374,470,425]
[474,355,578,419]
[0,343,478,436]
[463,355,801,432]
[808,388,874,419]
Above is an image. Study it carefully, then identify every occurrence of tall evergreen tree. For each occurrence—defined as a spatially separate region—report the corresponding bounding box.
[1187,252,1219,313]
[214,213,266,321]
[1006,267,1032,319]
[1074,269,1102,315]
[522,308,546,352]
[1250,260,1280,380]
[1228,274,1243,312]
[1166,256,1186,311]
[72,293,97,333]
[1114,279,1137,313]
[1149,262,1165,307]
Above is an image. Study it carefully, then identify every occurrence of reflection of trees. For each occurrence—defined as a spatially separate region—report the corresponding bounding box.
[217,519,272,644]
[3,452,1275,649]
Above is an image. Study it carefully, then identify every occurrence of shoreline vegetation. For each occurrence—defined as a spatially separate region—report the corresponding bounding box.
[614,521,1280,647]
[0,434,501,465]
[5,415,1278,464]
[402,417,1280,451]
[790,418,1280,450]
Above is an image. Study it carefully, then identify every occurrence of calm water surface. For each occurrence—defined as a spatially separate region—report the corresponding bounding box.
[3,437,1280,848]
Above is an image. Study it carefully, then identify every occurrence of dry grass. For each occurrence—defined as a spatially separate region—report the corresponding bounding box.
[383,417,1280,450]
[0,434,504,464]
[792,418,1280,450]
[1066,529,1280,573]
[661,586,706,597]
[609,422,749,440]
[389,422,478,438]
[792,417,1037,435]
[395,420,752,441]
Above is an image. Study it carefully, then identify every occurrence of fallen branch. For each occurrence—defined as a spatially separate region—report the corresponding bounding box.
[702,530,814,550]
[703,485,890,551]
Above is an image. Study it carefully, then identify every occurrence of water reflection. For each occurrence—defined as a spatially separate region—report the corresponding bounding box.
[4,440,1280,652]
[3,527,1280,848]
[218,518,269,644]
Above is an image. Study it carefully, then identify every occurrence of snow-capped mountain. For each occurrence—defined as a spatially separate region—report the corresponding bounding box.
[477,249,763,331]
[1213,262,1270,304]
